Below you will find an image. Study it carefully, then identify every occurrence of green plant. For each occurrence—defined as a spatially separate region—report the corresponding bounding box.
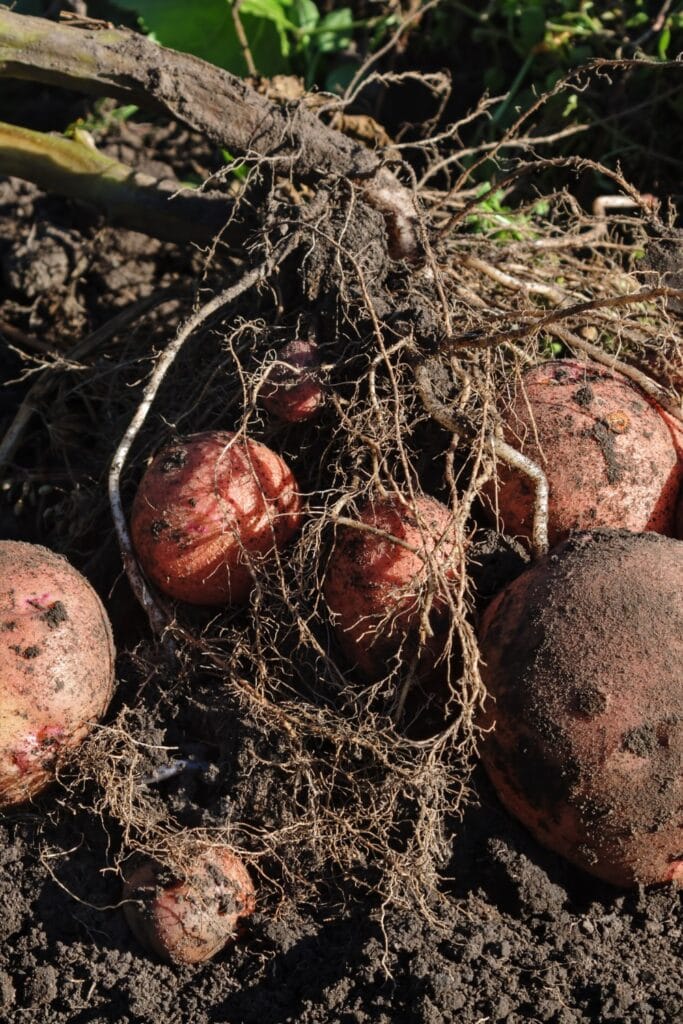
[466,182,550,240]
[109,0,389,87]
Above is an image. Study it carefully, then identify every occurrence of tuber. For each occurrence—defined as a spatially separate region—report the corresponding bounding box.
[0,540,115,806]
[131,431,302,605]
[324,496,458,683]
[260,339,323,423]
[123,846,255,964]
[484,359,681,547]
[478,528,683,887]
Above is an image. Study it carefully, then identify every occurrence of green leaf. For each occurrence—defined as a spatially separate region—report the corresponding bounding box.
[658,26,672,60]
[291,0,319,33]
[518,8,546,51]
[315,8,353,55]
[109,0,291,76]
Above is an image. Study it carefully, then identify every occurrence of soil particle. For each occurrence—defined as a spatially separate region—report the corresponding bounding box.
[43,601,68,629]
[589,421,624,484]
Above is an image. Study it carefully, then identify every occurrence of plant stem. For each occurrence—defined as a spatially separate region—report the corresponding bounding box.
[0,120,237,245]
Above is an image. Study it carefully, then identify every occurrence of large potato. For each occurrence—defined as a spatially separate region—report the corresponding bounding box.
[324,496,458,683]
[0,541,115,807]
[131,431,302,605]
[123,846,255,964]
[484,359,681,546]
[478,529,683,887]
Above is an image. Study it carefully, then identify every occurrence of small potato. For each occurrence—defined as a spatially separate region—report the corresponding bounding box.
[131,431,302,605]
[484,359,681,547]
[123,847,255,964]
[260,339,323,423]
[324,496,458,682]
[478,529,683,887]
[0,541,115,807]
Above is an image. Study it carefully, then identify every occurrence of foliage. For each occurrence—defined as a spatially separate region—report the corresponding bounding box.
[434,1,683,126]
[108,0,390,88]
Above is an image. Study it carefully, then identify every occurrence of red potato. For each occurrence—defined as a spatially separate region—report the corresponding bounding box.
[478,529,683,887]
[260,339,323,423]
[324,496,458,682]
[484,359,681,547]
[123,847,255,964]
[0,541,115,807]
[131,431,302,605]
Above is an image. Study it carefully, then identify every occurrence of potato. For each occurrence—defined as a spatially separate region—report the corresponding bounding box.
[324,496,458,682]
[131,431,302,605]
[123,846,255,964]
[484,359,681,547]
[260,339,323,423]
[478,529,683,887]
[0,541,115,807]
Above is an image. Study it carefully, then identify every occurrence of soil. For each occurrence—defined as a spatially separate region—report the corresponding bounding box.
[1,85,682,1024]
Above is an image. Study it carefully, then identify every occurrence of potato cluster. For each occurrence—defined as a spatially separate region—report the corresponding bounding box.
[2,347,680,973]
[476,359,683,886]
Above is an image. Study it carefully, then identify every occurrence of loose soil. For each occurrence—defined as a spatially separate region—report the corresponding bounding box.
[0,86,681,1024]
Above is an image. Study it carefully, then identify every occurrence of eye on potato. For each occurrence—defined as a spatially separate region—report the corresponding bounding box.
[484,359,681,547]
[324,496,459,685]
[123,846,255,965]
[260,339,323,423]
[131,431,302,605]
[0,541,115,807]
[478,528,683,887]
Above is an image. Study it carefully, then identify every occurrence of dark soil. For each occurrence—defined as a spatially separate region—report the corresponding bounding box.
[1,88,682,1024]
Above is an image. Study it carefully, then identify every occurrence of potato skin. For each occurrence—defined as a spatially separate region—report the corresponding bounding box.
[485,359,681,546]
[324,496,457,681]
[0,541,115,807]
[260,339,323,423]
[478,529,683,887]
[131,431,302,605]
[123,848,255,964]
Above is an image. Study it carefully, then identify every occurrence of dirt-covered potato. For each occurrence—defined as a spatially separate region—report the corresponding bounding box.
[324,496,458,682]
[484,359,681,547]
[260,339,323,423]
[131,431,302,605]
[123,847,255,964]
[0,541,115,807]
[478,529,683,887]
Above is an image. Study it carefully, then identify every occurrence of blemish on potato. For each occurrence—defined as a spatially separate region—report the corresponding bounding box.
[160,448,187,472]
[42,601,68,629]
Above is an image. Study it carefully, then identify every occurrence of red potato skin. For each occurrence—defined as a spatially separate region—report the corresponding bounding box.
[324,496,458,682]
[261,339,323,423]
[0,541,115,807]
[478,529,683,887]
[123,848,255,965]
[484,359,681,547]
[131,432,302,605]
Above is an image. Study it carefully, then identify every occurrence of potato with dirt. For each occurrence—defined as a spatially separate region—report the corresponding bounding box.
[324,496,459,684]
[260,338,324,423]
[484,359,681,547]
[0,541,115,807]
[131,431,302,605]
[477,529,683,887]
[123,846,255,964]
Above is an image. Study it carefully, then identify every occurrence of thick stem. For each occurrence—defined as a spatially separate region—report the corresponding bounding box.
[0,120,237,245]
[0,10,376,176]
[0,9,419,259]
